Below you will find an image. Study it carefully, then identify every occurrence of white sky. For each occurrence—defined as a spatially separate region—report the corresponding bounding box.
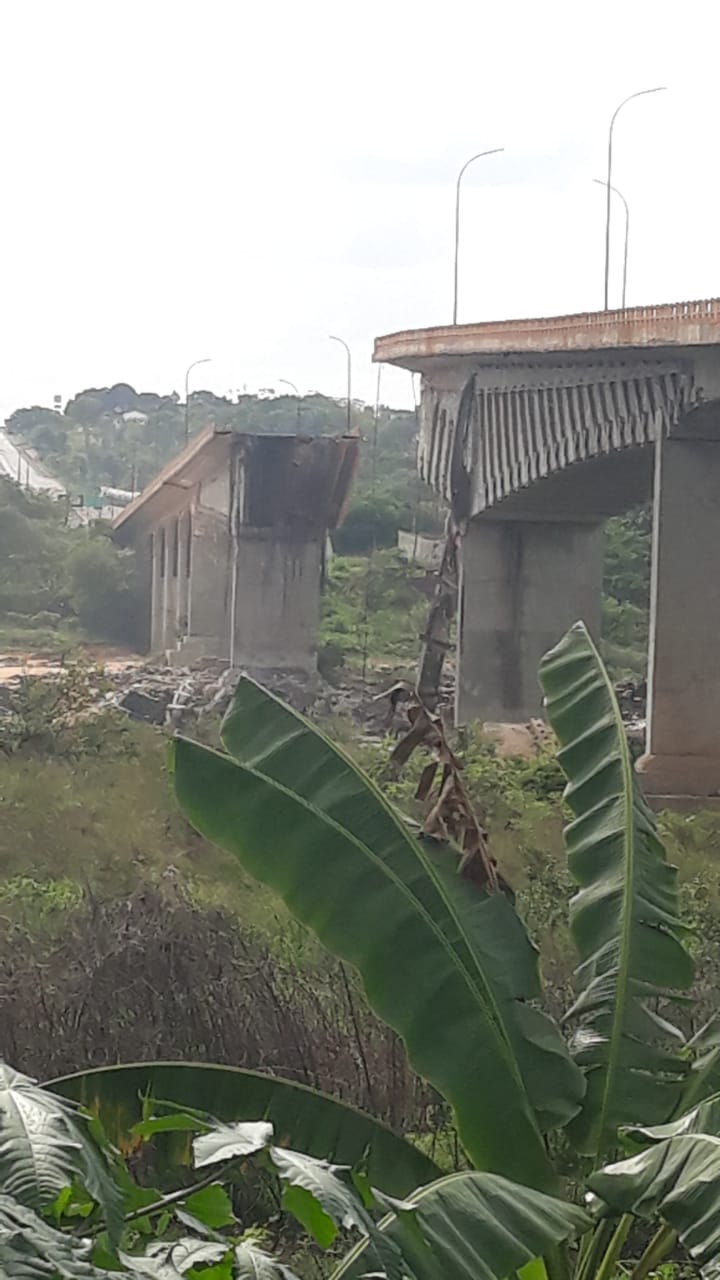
[0,0,717,419]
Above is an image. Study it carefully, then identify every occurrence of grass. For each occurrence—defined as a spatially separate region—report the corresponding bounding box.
[3,572,720,1061]
[0,717,293,945]
[0,621,83,655]
[5,696,720,1008]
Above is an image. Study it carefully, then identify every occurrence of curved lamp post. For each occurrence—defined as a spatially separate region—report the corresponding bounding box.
[278,378,302,431]
[184,357,212,444]
[329,336,352,434]
[453,147,504,324]
[603,87,666,309]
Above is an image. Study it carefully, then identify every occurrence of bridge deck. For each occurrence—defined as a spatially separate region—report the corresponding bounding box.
[375,298,720,366]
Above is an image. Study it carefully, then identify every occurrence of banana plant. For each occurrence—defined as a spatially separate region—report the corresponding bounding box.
[28,622,720,1277]
[0,1060,590,1277]
[10,1048,720,1279]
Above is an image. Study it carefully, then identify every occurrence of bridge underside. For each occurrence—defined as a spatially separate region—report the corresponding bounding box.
[376,318,720,810]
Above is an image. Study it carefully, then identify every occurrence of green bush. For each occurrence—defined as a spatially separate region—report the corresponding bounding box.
[66,533,144,644]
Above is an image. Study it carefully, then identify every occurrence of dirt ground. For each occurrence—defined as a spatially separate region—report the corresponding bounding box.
[483,719,548,758]
[0,643,141,682]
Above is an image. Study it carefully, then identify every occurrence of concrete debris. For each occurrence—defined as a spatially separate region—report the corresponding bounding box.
[101,656,394,735]
[615,678,647,719]
[119,688,172,725]
[0,648,648,753]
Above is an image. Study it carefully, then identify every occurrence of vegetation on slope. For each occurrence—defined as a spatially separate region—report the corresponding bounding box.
[0,477,143,648]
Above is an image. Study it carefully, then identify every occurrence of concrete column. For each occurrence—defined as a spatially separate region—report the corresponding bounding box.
[638,434,720,804]
[456,517,603,724]
[134,534,154,653]
[164,518,180,654]
[149,531,164,653]
[232,533,323,672]
[175,515,188,644]
[183,509,231,660]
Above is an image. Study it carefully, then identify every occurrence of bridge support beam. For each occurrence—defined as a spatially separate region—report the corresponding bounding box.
[639,433,720,807]
[456,518,603,724]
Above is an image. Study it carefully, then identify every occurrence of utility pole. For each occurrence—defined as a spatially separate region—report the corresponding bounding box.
[593,178,630,308]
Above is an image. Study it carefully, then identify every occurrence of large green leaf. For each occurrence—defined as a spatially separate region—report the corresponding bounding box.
[539,623,695,1156]
[588,1130,720,1280]
[121,1238,227,1276]
[330,1170,591,1280]
[0,1063,122,1245]
[48,1062,439,1199]
[172,678,583,1189]
[222,681,583,1140]
[620,1092,720,1147]
[679,1020,720,1112]
[232,1240,299,1278]
[193,1122,273,1169]
[0,1194,108,1278]
[269,1145,405,1279]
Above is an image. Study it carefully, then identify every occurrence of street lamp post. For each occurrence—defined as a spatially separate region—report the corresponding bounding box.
[278,378,302,432]
[593,178,630,308]
[329,336,352,434]
[452,147,504,325]
[184,357,212,445]
[603,87,666,310]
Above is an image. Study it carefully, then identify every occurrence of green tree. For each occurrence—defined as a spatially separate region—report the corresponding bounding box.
[0,479,70,616]
[7,386,443,548]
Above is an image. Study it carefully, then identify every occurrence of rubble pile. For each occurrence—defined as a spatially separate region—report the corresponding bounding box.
[0,650,647,750]
[111,657,412,739]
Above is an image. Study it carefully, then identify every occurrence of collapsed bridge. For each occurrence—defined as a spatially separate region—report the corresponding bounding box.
[375,299,720,809]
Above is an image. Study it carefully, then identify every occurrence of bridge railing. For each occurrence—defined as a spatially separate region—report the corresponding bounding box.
[376,299,720,352]
[426,298,720,338]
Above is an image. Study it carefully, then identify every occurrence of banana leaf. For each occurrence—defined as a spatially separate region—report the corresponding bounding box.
[679,1019,720,1112]
[173,679,585,1189]
[330,1170,591,1280]
[539,622,695,1156]
[620,1091,720,1147]
[588,1125,720,1280]
[47,1062,439,1198]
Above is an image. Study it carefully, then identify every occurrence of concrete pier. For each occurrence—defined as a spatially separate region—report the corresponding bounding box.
[457,518,603,723]
[113,427,357,671]
[638,432,720,804]
[231,534,323,673]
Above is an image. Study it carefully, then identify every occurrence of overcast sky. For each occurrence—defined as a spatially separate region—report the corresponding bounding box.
[0,0,717,420]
